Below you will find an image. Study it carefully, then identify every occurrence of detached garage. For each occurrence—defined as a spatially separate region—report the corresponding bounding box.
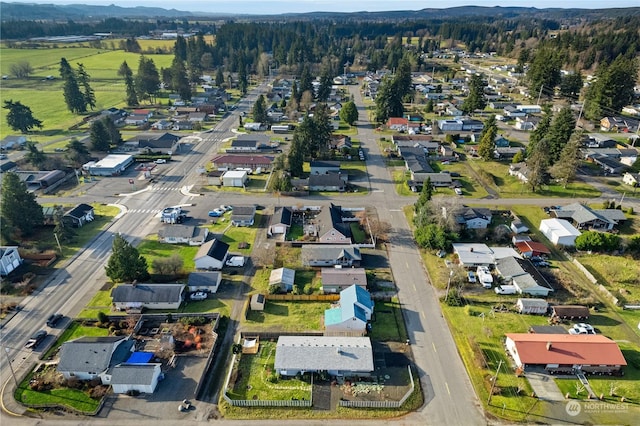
[110,363,163,394]
[222,170,248,187]
[539,218,581,246]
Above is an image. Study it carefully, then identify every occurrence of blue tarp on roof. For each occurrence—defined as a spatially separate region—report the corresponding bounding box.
[126,351,153,364]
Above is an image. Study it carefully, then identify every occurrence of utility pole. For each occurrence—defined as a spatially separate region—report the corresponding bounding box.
[487,359,503,405]
[54,232,63,254]
[444,270,454,302]
[4,348,19,387]
[536,84,544,106]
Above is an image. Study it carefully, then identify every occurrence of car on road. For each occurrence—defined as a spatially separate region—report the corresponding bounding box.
[155,159,167,164]
[190,292,208,301]
[46,313,63,327]
[454,188,463,196]
[467,271,477,283]
[208,208,224,217]
[0,154,8,160]
[220,205,233,212]
[25,330,47,349]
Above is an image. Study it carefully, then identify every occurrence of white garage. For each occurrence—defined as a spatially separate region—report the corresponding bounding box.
[222,170,248,187]
[110,363,162,394]
[539,218,581,246]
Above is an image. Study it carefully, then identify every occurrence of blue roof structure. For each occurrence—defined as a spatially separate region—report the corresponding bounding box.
[324,303,367,326]
[340,285,373,311]
[126,352,153,364]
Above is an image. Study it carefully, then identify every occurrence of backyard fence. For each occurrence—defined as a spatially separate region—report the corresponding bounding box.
[265,294,340,302]
[571,258,620,305]
[339,366,415,409]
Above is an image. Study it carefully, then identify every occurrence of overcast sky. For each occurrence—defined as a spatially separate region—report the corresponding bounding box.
[4,0,639,14]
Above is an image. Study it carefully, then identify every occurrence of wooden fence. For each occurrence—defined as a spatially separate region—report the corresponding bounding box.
[265,294,340,302]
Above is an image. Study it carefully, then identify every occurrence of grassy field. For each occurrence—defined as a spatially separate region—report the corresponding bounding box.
[221,218,261,254]
[577,254,640,304]
[15,372,101,414]
[136,236,199,271]
[369,299,407,341]
[244,301,329,332]
[226,341,312,401]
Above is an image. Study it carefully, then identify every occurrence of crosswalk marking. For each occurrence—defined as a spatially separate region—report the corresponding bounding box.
[149,186,181,191]
[128,209,162,214]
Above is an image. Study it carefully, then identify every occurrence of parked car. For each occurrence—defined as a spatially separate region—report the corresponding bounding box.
[46,313,63,327]
[220,205,233,212]
[454,188,463,196]
[569,323,596,335]
[25,330,47,349]
[155,159,167,164]
[190,292,208,301]
[0,154,7,160]
[467,271,477,283]
[208,208,224,217]
[226,256,246,267]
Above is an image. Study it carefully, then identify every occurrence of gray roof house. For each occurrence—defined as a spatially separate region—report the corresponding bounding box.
[187,271,222,293]
[57,336,134,382]
[268,206,293,236]
[274,336,374,377]
[495,257,553,297]
[553,202,626,231]
[301,245,361,267]
[157,225,208,246]
[309,173,346,192]
[310,160,341,175]
[63,203,94,228]
[111,283,185,311]
[0,246,22,276]
[230,205,257,227]
[269,267,296,292]
[194,239,229,270]
[308,203,352,244]
[321,267,367,293]
[447,207,492,229]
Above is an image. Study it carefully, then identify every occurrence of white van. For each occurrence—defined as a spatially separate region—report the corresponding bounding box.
[494,285,517,295]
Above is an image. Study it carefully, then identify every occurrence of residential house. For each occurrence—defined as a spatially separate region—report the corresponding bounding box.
[63,203,94,228]
[310,160,341,176]
[510,215,529,234]
[187,271,222,293]
[0,246,22,276]
[495,256,554,296]
[125,114,149,126]
[551,305,590,320]
[188,112,207,122]
[437,119,464,132]
[110,363,163,394]
[439,145,454,157]
[494,147,524,160]
[309,174,346,192]
[552,202,626,231]
[600,116,639,133]
[504,105,527,118]
[494,136,511,148]
[157,225,208,246]
[583,134,617,148]
[321,267,367,293]
[194,239,229,270]
[623,172,640,187]
[57,336,134,381]
[450,207,493,229]
[172,120,193,131]
[387,117,409,131]
[268,206,293,236]
[111,284,185,311]
[329,134,352,151]
[539,218,581,246]
[132,109,153,119]
[222,170,248,187]
[514,116,538,131]
[392,135,439,153]
[324,285,374,335]
[508,162,530,183]
[308,203,352,244]
[137,133,180,154]
[505,334,626,374]
[514,241,551,258]
[210,154,273,172]
[461,118,484,132]
[1,135,27,150]
[516,105,542,114]
[269,267,296,292]
[274,336,374,377]
[151,120,172,130]
[301,245,361,267]
[452,243,522,268]
[227,134,271,153]
[515,298,549,315]
[230,205,257,227]
[446,105,463,116]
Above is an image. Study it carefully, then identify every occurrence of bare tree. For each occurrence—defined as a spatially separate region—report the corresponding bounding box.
[10,61,33,79]
[151,254,183,275]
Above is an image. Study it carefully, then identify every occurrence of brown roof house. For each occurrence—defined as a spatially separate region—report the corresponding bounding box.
[321,267,367,293]
[551,305,590,320]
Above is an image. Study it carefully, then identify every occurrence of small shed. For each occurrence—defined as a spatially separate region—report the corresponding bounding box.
[242,336,260,354]
[551,305,590,320]
[250,293,266,311]
[269,268,295,292]
[222,170,248,187]
[516,298,549,315]
[539,218,581,246]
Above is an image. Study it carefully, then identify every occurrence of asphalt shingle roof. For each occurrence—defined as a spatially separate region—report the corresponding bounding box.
[274,336,374,373]
[111,284,184,304]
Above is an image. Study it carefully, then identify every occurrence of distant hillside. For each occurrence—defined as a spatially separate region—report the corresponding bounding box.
[0,2,638,21]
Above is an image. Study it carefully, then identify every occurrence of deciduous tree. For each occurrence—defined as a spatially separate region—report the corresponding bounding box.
[339,101,358,126]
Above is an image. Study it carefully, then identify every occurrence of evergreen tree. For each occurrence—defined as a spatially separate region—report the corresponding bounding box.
[215,68,224,87]
[3,100,42,133]
[252,94,268,123]
[374,75,403,123]
[118,61,138,106]
[59,58,86,113]
[53,205,76,243]
[546,107,576,164]
[425,99,434,113]
[477,115,497,160]
[461,73,486,114]
[24,141,46,168]
[525,138,550,192]
[76,63,96,110]
[136,56,160,103]
[339,101,358,125]
[102,117,122,146]
[550,132,582,188]
[298,65,314,100]
[527,111,552,156]
[316,66,333,101]
[525,48,561,99]
[89,119,111,151]
[559,72,583,99]
[174,35,188,61]
[287,142,304,177]
[65,138,91,168]
[105,234,149,283]
[171,57,192,101]
[0,172,44,239]
[584,55,638,120]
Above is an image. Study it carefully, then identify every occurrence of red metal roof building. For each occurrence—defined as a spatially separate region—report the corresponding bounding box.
[505,333,627,375]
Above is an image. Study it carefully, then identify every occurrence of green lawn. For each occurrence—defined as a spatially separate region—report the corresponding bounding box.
[577,254,640,305]
[350,223,367,244]
[15,372,101,414]
[244,301,329,332]
[221,219,261,254]
[136,237,198,271]
[369,299,407,341]
[180,298,230,317]
[227,341,312,401]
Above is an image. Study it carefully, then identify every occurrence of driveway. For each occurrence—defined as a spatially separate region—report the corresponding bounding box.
[524,370,566,402]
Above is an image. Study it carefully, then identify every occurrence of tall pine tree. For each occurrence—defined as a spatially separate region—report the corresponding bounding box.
[60,58,86,114]
[1,172,44,240]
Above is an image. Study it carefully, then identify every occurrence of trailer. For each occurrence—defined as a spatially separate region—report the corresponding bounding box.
[271,125,292,133]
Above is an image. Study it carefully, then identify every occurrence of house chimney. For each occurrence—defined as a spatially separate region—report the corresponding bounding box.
[546,342,552,351]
